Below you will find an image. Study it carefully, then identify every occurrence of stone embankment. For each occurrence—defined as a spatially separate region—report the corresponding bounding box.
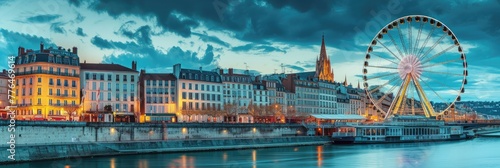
[0,121,329,163]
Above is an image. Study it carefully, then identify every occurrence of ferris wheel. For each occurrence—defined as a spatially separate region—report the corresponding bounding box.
[362,15,467,120]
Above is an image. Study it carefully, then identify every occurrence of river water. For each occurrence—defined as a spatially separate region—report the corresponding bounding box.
[5,137,500,168]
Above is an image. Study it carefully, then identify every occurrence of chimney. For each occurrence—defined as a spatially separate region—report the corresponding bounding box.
[18,47,22,56]
[40,42,44,51]
[132,61,137,71]
[219,69,223,75]
[2,69,6,74]
[72,47,78,54]
[67,48,71,52]
[229,68,234,75]
[199,66,203,71]
[84,60,86,64]
[140,69,146,75]
[58,46,62,50]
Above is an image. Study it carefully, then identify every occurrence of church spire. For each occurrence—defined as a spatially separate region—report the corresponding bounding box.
[343,75,348,86]
[357,80,360,89]
[315,35,334,82]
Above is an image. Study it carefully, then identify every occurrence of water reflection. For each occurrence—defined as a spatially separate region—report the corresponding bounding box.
[316,146,323,167]
[4,138,500,168]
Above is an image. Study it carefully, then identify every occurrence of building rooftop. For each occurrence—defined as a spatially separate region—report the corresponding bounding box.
[142,73,177,81]
[81,63,137,72]
[179,68,222,83]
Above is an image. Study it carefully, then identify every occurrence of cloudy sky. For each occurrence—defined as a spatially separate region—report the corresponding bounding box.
[0,0,499,101]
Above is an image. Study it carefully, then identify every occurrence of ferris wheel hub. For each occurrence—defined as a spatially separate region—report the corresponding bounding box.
[398,55,422,79]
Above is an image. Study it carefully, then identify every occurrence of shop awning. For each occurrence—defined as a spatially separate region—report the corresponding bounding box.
[311,114,366,120]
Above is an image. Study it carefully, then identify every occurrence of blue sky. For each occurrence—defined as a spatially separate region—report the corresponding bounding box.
[0,0,499,101]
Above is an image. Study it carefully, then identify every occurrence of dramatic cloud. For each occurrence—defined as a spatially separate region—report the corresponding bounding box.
[50,22,66,34]
[232,43,287,54]
[91,24,219,71]
[192,32,230,48]
[26,14,61,23]
[76,27,87,37]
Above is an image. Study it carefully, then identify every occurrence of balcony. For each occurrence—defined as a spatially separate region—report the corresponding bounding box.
[16,70,79,77]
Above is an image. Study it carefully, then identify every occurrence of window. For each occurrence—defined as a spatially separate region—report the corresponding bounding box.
[123,94,127,101]
[100,74,104,80]
[123,75,127,82]
[92,73,96,80]
[189,93,193,100]
[91,92,96,101]
[37,78,41,83]
[49,89,53,95]
[37,88,41,95]
[182,92,186,99]
[108,83,111,91]
[29,78,32,85]
[195,93,199,100]
[108,74,112,81]
[37,98,41,105]
[131,84,135,92]
[195,84,198,90]
[131,93,135,101]
[182,83,186,89]
[85,73,89,80]
[123,84,127,91]
[152,80,156,86]
[201,84,204,91]
[116,83,119,91]
[131,75,135,82]
[64,80,68,87]
[107,93,111,101]
[116,93,120,101]
[189,83,192,90]
[92,82,96,90]
[72,80,76,87]
[72,90,76,97]
[116,75,119,81]
[29,88,32,95]
[49,78,53,85]
[115,104,120,111]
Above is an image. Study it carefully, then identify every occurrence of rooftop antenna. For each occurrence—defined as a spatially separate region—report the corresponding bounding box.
[244,62,249,70]
[280,63,285,74]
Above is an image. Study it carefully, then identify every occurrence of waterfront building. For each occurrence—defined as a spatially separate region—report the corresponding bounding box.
[336,83,350,115]
[283,72,320,114]
[80,61,139,122]
[0,70,9,110]
[13,43,80,121]
[251,77,270,122]
[173,64,224,122]
[219,68,253,123]
[139,70,177,123]
[319,81,337,114]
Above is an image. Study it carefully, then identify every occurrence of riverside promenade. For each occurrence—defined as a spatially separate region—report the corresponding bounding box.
[0,120,330,163]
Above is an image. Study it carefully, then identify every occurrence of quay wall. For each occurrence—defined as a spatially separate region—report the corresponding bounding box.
[0,136,330,163]
[0,121,307,145]
[0,121,325,163]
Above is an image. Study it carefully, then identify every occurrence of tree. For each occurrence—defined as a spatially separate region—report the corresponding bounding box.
[224,102,238,122]
[104,105,112,112]
[181,108,196,122]
[63,105,80,121]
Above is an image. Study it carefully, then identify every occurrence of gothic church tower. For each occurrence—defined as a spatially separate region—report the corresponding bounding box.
[314,35,334,82]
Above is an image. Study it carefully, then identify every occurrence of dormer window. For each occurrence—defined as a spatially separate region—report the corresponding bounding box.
[195,74,198,80]
[181,73,186,79]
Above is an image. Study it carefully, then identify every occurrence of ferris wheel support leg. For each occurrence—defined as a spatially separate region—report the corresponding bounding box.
[391,76,412,116]
[412,78,436,118]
